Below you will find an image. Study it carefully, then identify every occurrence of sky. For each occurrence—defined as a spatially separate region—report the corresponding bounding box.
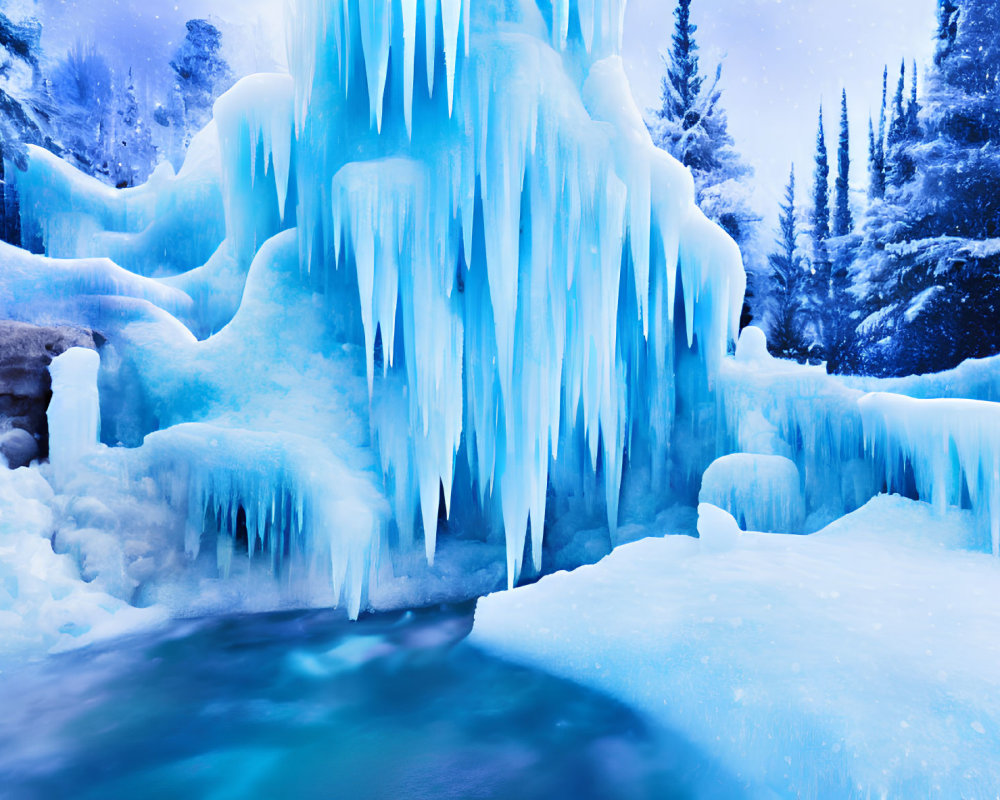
[21,0,937,227]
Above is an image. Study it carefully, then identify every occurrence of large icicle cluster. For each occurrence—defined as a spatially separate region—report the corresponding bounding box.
[7,0,743,611]
[135,424,386,618]
[256,0,742,585]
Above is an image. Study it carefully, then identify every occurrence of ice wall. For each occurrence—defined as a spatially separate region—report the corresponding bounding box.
[717,329,1000,549]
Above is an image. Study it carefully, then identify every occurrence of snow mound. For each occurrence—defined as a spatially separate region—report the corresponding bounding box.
[471,494,1000,798]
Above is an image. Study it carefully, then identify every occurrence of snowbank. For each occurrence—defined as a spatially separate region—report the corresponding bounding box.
[471,495,1000,798]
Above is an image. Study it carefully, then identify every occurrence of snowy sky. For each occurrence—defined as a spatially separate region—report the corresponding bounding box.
[25,0,937,225]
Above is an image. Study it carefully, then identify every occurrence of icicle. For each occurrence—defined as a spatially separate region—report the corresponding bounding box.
[441,0,462,115]
[401,0,418,137]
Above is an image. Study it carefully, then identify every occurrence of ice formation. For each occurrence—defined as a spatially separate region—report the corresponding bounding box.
[860,393,1000,555]
[268,0,745,587]
[699,453,805,533]
[2,0,747,616]
[2,0,998,628]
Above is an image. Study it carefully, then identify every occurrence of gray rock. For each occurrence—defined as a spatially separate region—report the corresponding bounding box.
[0,428,38,469]
[0,320,97,464]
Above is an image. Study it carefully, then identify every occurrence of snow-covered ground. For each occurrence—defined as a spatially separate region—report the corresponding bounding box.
[471,496,1000,798]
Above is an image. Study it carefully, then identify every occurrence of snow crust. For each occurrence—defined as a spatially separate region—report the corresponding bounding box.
[0,465,164,663]
[471,495,1000,798]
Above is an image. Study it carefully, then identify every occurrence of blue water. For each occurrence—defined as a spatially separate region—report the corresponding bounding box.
[0,605,745,799]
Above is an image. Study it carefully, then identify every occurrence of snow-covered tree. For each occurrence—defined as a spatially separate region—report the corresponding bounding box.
[833,91,852,238]
[825,91,860,373]
[649,0,761,325]
[801,105,832,358]
[851,0,1000,375]
[50,44,114,179]
[868,68,888,201]
[110,69,157,188]
[0,11,51,243]
[765,166,808,359]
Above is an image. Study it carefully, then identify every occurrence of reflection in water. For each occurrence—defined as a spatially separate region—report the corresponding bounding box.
[0,605,744,799]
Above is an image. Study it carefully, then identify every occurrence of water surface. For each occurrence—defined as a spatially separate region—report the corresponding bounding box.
[0,604,743,799]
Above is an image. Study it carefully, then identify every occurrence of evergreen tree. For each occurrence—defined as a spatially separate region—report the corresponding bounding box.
[868,67,888,200]
[766,165,807,359]
[886,61,907,151]
[823,91,859,373]
[0,12,51,244]
[851,0,1000,375]
[885,61,910,188]
[833,90,852,237]
[664,0,702,126]
[110,69,157,188]
[808,105,832,358]
[906,60,921,140]
[649,0,762,325]
[50,44,114,179]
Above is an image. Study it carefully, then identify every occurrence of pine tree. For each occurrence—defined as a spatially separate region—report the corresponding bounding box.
[0,12,52,244]
[807,105,832,359]
[885,61,909,189]
[649,0,761,325]
[665,0,702,128]
[868,67,888,200]
[811,106,831,252]
[906,60,921,141]
[887,61,907,150]
[851,0,1000,375]
[766,165,806,359]
[50,44,114,179]
[110,68,157,188]
[833,90,852,237]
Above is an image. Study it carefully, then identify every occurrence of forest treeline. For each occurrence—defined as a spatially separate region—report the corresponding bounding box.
[650,0,999,377]
[0,13,233,244]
